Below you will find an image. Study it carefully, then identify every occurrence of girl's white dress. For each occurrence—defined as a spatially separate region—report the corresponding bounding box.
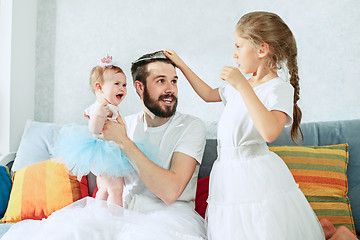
[206,78,325,239]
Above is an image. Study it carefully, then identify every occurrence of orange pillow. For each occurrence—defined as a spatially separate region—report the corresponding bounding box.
[269,144,355,235]
[1,160,88,223]
[194,144,355,236]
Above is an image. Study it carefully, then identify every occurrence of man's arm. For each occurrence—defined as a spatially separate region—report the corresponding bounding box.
[122,141,197,204]
[102,116,200,205]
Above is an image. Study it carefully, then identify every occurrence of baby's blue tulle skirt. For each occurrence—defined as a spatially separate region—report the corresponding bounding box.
[53,123,158,179]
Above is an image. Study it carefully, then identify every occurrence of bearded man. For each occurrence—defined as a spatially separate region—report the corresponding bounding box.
[101,50,207,239]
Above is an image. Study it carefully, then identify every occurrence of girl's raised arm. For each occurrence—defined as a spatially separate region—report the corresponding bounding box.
[164,49,221,103]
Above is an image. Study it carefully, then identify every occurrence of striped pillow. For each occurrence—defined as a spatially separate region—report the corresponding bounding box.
[1,160,88,223]
[269,144,356,235]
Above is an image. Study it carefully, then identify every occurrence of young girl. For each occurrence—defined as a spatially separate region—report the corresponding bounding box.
[54,55,132,206]
[165,11,325,239]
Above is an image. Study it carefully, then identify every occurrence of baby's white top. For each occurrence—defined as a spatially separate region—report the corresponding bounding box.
[84,101,120,122]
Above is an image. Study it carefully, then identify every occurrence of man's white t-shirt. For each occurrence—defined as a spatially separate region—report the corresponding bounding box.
[123,111,206,212]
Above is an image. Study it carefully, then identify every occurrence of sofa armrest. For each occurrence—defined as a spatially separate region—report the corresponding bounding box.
[0,152,16,167]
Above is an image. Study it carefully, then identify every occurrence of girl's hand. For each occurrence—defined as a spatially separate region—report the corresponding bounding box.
[164,49,185,68]
[220,66,247,90]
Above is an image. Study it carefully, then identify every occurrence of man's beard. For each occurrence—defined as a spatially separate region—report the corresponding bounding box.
[143,85,178,118]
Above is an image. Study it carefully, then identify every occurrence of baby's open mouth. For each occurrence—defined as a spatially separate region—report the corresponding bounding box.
[116,94,123,100]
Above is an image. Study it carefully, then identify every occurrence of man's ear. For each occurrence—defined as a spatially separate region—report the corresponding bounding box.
[134,80,144,98]
[258,42,270,58]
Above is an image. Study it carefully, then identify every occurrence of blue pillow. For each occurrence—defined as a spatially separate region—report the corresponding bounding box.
[12,120,62,171]
[0,165,12,218]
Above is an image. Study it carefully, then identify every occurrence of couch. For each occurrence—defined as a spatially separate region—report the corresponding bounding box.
[1,119,359,238]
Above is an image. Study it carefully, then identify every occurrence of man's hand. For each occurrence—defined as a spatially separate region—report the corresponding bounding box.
[102,113,129,149]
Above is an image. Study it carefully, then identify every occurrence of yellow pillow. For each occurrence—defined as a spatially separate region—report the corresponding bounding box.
[1,159,88,223]
[269,144,356,235]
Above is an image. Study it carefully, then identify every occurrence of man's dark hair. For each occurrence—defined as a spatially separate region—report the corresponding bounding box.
[131,50,175,85]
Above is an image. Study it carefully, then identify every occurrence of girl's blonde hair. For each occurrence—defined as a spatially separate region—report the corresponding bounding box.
[89,65,124,93]
[236,11,303,143]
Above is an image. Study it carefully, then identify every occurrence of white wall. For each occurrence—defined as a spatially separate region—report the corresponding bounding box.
[36,0,360,129]
[35,0,56,123]
[0,0,12,156]
[0,0,37,156]
[3,0,360,152]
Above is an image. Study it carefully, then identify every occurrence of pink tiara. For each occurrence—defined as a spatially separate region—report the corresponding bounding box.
[99,54,113,67]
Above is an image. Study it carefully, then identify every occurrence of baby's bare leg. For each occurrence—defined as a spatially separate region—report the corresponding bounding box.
[95,176,109,201]
[96,175,124,206]
[106,177,124,207]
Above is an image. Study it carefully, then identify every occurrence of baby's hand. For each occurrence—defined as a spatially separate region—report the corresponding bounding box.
[95,103,110,118]
[164,49,185,67]
[220,66,247,90]
[95,90,110,105]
